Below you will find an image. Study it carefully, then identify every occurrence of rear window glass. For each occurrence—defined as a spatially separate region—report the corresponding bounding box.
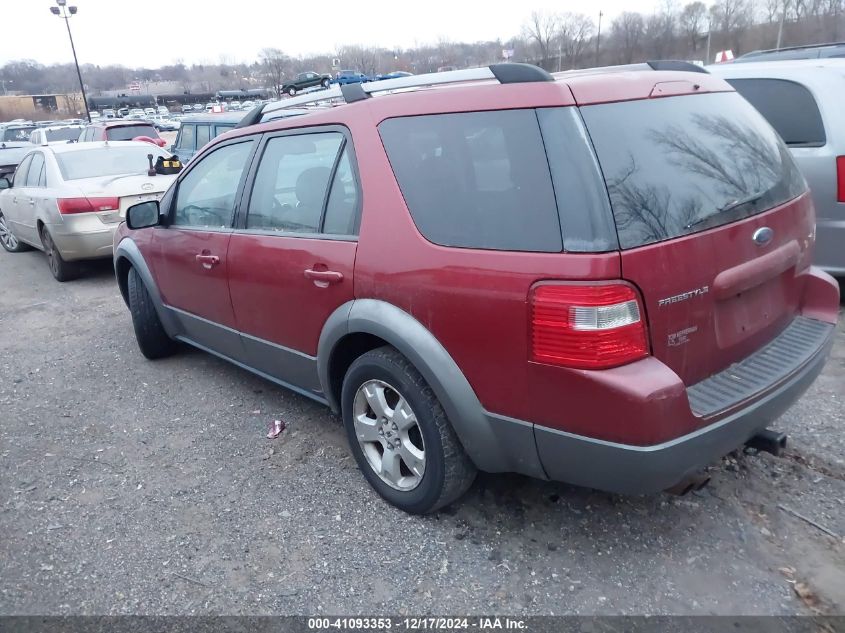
[45,127,83,142]
[725,78,825,147]
[581,92,807,249]
[56,146,168,180]
[379,110,563,252]
[106,125,159,141]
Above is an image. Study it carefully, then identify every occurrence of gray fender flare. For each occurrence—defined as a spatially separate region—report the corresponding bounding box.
[113,238,179,336]
[317,299,537,474]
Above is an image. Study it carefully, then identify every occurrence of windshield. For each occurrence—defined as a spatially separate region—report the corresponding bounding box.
[580,92,807,249]
[3,127,36,142]
[106,125,160,141]
[55,146,168,180]
[46,127,83,142]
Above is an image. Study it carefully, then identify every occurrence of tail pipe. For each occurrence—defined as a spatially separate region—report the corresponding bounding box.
[746,429,787,457]
[665,472,711,496]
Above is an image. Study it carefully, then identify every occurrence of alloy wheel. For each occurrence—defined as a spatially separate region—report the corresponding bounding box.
[42,229,59,276]
[0,214,18,250]
[352,379,426,491]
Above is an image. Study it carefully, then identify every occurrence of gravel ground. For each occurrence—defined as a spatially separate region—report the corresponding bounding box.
[0,248,843,616]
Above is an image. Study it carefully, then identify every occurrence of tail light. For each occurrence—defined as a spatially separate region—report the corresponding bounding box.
[837,156,845,203]
[57,197,119,215]
[531,283,649,369]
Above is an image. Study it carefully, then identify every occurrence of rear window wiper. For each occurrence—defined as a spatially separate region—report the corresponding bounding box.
[685,191,767,231]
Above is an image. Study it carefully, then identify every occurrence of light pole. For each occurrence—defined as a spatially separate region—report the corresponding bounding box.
[595,10,603,66]
[0,79,12,96]
[49,0,91,122]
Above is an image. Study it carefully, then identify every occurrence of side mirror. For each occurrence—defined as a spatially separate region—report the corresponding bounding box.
[126,200,161,229]
[0,176,11,190]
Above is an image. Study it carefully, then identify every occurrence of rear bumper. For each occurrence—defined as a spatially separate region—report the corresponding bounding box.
[47,221,117,261]
[532,316,833,493]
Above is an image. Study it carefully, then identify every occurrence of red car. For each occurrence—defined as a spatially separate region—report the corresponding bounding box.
[113,62,839,514]
[79,121,167,147]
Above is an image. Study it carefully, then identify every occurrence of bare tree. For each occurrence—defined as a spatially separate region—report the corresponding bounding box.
[644,7,677,58]
[259,48,290,99]
[558,13,595,68]
[679,2,708,50]
[523,10,559,67]
[336,45,380,76]
[612,12,646,63]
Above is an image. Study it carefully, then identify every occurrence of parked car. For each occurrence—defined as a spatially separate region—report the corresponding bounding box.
[102,109,116,119]
[2,125,36,142]
[0,141,32,187]
[148,115,180,132]
[333,70,370,85]
[181,105,193,114]
[282,71,332,96]
[228,101,242,111]
[708,58,845,275]
[241,100,256,110]
[0,141,176,280]
[129,108,146,117]
[204,102,215,112]
[169,112,245,163]
[29,125,85,145]
[78,121,167,148]
[192,103,204,112]
[734,41,845,63]
[157,106,170,115]
[113,62,838,514]
[375,71,413,81]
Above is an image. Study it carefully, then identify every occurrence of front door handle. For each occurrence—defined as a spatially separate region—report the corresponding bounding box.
[304,268,343,287]
[27,199,35,206]
[195,253,220,269]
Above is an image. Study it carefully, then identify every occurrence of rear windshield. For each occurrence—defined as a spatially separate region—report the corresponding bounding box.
[46,127,83,142]
[725,78,825,147]
[581,92,807,249]
[3,127,35,142]
[106,124,159,141]
[56,146,167,180]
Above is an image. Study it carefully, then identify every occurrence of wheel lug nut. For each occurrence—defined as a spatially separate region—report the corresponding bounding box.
[392,423,398,431]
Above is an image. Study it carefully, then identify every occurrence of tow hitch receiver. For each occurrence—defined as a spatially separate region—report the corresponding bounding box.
[746,429,788,457]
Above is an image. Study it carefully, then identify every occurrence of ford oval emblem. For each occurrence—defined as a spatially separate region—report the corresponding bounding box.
[753,227,773,246]
[141,183,154,192]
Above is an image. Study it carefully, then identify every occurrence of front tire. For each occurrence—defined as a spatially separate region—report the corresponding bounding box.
[40,227,78,282]
[321,78,330,89]
[341,346,476,514]
[0,211,29,253]
[127,266,176,359]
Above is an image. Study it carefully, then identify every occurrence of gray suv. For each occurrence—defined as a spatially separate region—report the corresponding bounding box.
[709,59,845,275]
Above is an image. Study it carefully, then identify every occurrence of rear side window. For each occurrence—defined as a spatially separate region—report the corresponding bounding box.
[177,124,195,151]
[726,78,826,147]
[581,92,807,249]
[26,153,44,187]
[379,110,563,252]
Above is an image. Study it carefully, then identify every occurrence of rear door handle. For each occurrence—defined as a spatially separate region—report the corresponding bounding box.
[27,199,35,206]
[304,268,343,286]
[195,253,220,269]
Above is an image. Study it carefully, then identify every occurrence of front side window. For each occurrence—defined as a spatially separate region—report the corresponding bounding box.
[177,124,195,151]
[107,125,159,141]
[173,140,254,228]
[379,110,563,252]
[14,155,32,188]
[196,125,211,149]
[26,153,44,188]
[246,132,345,233]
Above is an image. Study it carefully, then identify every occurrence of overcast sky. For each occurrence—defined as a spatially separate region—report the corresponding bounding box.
[3,0,660,68]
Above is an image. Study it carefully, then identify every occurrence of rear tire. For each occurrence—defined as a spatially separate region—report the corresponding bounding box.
[127,266,176,359]
[0,211,30,253]
[321,78,330,89]
[40,227,78,282]
[287,86,297,96]
[341,346,476,514]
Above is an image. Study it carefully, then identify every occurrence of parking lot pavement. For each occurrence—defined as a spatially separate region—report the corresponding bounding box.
[0,248,843,616]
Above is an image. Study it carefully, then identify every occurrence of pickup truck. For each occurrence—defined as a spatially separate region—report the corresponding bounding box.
[281,71,332,96]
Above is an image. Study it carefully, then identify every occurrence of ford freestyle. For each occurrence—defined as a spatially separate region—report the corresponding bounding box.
[113,63,839,514]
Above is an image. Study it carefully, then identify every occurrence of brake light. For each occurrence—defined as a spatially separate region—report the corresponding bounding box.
[531,283,649,369]
[57,197,119,214]
[837,156,845,203]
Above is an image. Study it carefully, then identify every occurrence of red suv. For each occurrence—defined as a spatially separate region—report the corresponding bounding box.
[113,63,839,514]
[79,121,167,147]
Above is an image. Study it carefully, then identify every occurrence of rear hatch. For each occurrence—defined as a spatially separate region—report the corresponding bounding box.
[580,91,813,386]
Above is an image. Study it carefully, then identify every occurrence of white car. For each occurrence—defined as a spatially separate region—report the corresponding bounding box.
[29,125,85,145]
[144,108,156,116]
[157,106,169,115]
[0,141,177,281]
[241,100,255,110]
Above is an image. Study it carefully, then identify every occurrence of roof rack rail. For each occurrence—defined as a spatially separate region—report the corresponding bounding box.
[235,63,553,129]
[740,40,845,56]
[555,60,708,79]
